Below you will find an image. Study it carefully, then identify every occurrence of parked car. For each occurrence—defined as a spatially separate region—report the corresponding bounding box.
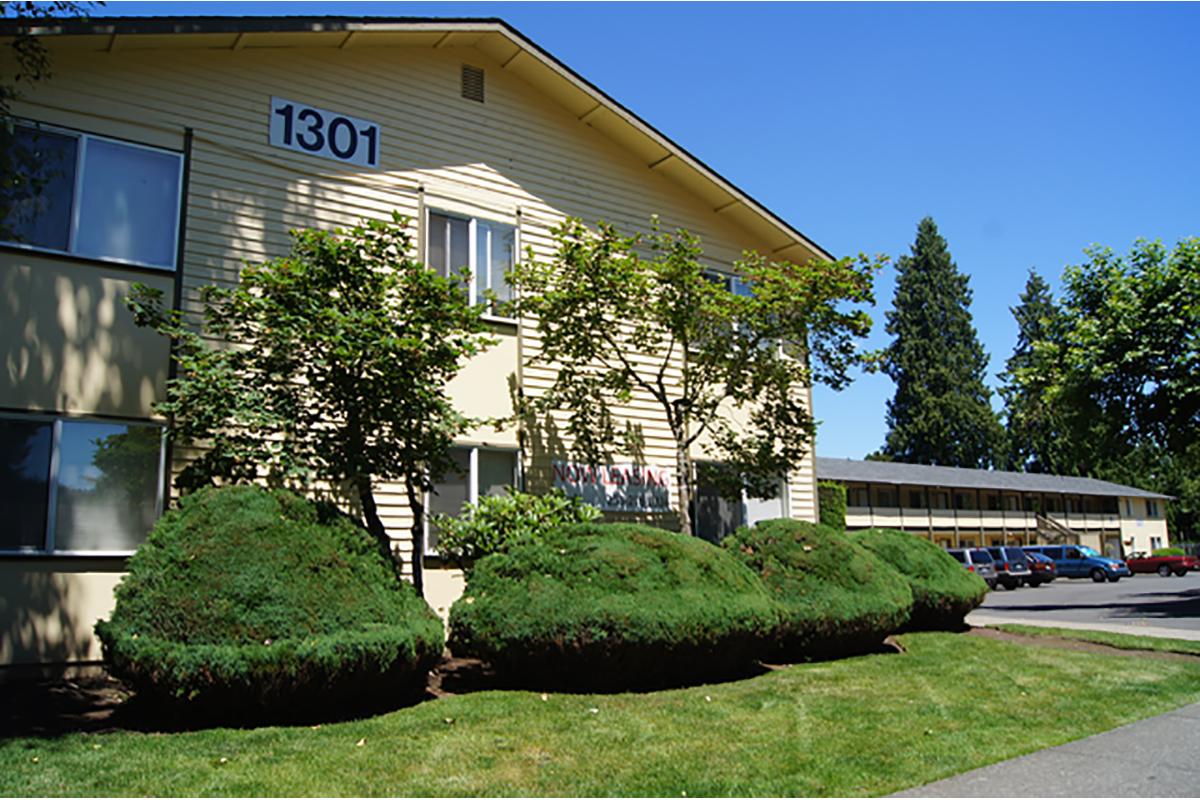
[985,546,1032,590]
[948,548,998,589]
[1023,551,1058,587]
[1125,551,1200,577]
[1023,545,1130,583]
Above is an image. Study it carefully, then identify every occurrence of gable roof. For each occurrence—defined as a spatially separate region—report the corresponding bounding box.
[1,15,833,265]
[816,457,1171,500]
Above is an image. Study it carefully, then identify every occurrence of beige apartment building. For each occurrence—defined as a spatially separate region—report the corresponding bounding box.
[0,16,826,670]
[818,458,1172,558]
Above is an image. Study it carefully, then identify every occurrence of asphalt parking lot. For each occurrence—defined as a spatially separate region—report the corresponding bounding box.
[969,571,1200,637]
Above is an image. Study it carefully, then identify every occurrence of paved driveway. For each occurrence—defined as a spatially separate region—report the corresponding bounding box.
[968,572,1200,638]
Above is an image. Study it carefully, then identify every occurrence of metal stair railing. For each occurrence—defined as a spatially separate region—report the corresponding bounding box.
[1035,513,1080,544]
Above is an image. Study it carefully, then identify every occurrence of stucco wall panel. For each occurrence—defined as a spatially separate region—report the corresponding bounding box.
[0,257,172,418]
[0,559,124,666]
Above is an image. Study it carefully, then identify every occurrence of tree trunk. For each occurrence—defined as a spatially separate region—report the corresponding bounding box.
[357,477,393,557]
[675,442,694,537]
[404,475,426,598]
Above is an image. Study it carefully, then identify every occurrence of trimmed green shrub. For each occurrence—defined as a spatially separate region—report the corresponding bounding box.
[434,488,601,569]
[818,481,847,531]
[96,485,444,718]
[1152,547,1185,557]
[848,528,988,631]
[723,518,912,660]
[448,522,778,689]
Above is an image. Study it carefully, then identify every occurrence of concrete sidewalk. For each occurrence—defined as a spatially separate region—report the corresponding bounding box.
[966,611,1200,642]
[892,702,1200,797]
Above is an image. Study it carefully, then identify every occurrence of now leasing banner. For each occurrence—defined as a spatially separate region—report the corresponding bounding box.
[551,461,672,513]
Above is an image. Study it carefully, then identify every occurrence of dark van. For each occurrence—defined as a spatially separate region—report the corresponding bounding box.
[986,546,1031,590]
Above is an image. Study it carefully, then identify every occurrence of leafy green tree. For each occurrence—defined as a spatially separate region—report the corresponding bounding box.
[998,269,1066,472]
[1037,238,1200,537]
[511,217,881,537]
[128,214,493,593]
[879,217,1002,468]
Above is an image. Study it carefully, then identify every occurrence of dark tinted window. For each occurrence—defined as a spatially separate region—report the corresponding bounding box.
[1,126,77,250]
[0,418,53,549]
[694,466,744,544]
[1002,547,1028,563]
[949,550,966,563]
[970,549,994,563]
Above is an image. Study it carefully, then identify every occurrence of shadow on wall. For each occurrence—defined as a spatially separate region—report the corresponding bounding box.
[519,390,678,531]
[0,258,171,418]
[0,560,125,671]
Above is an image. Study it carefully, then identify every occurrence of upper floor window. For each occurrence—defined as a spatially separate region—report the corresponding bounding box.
[1146,499,1160,518]
[0,123,183,270]
[426,210,515,317]
[0,413,165,554]
[703,270,753,297]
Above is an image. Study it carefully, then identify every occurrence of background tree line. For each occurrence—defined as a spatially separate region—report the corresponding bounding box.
[876,218,1199,540]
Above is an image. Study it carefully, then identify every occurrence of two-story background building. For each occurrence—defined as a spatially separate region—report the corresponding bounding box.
[817,458,1172,557]
[0,16,829,672]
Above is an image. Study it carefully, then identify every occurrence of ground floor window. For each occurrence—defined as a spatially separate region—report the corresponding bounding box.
[692,466,785,544]
[692,478,744,544]
[0,414,165,554]
[426,446,519,553]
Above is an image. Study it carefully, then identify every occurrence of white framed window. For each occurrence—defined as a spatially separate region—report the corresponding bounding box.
[425,210,516,318]
[703,270,753,297]
[426,445,519,554]
[0,121,184,270]
[0,413,166,555]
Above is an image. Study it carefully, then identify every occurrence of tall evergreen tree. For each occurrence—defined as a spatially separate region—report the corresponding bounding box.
[998,269,1065,473]
[880,217,1002,467]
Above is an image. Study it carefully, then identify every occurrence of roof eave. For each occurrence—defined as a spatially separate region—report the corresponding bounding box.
[1,15,834,264]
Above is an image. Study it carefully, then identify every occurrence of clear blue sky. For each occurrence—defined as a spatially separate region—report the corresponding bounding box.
[92,2,1200,459]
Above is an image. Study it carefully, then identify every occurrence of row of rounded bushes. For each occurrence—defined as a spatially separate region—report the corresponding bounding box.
[98,486,988,713]
[448,517,988,688]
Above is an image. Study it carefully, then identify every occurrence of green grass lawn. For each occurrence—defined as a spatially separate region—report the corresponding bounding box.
[4,632,1200,797]
[993,623,1200,656]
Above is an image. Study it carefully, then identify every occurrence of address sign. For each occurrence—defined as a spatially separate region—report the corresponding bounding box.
[269,96,380,168]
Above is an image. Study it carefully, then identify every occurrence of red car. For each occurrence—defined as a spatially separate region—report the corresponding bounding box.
[1126,552,1200,577]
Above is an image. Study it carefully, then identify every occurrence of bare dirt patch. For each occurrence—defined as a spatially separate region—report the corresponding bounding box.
[967,626,1200,663]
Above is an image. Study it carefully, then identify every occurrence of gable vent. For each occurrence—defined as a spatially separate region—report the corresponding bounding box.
[461,64,485,103]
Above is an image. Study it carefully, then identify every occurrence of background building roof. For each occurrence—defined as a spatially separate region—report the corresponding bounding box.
[816,457,1171,500]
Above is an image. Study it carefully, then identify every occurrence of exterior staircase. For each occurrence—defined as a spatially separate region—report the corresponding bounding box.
[1035,513,1080,544]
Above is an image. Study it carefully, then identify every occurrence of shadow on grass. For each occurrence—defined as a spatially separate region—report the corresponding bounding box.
[2,637,910,738]
[0,673,435,739]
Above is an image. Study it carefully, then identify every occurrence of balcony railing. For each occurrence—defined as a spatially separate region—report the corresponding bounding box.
[846,507,1048,532]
